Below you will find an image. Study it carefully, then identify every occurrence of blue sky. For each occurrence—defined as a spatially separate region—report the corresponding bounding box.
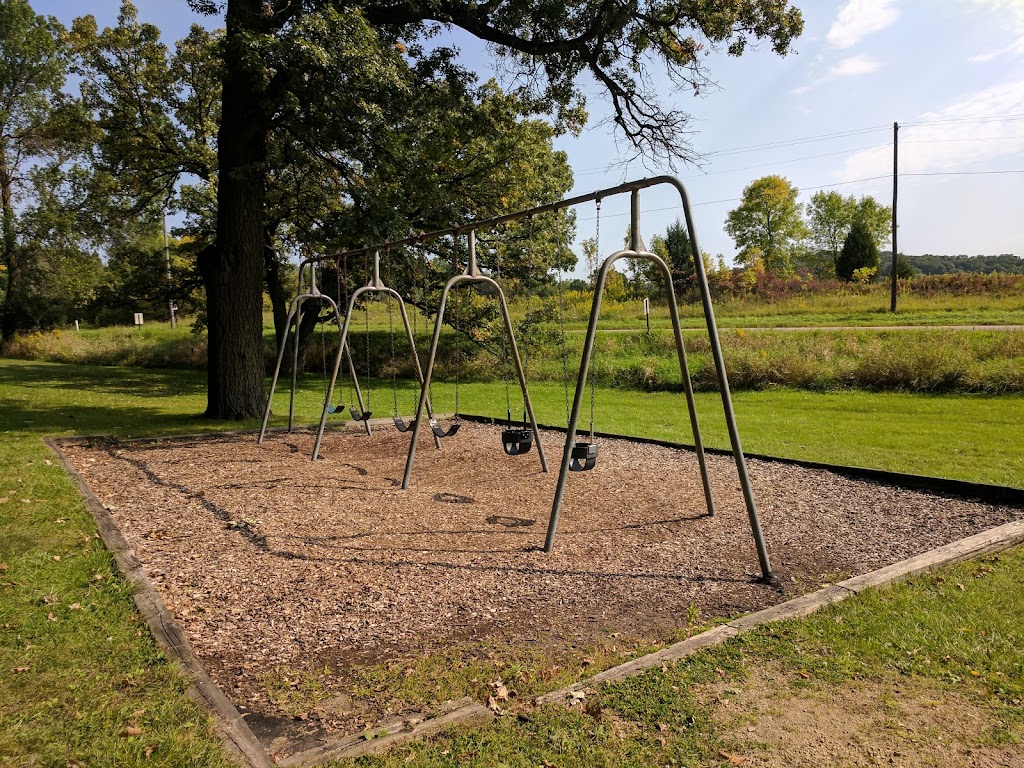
[37,0,1024,264]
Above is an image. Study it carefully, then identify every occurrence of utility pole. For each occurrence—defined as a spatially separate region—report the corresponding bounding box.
[890,121,899,313]
[164,213,177,329]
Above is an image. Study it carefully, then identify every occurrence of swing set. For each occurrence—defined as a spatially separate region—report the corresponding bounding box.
[260,176,774,582]
[258,260,370,442]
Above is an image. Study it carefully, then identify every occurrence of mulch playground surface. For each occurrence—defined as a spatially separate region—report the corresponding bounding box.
[62,422,1021,757]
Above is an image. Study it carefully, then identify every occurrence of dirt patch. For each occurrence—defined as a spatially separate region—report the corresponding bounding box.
[61,422,1022,758]
[710,666,1023,767]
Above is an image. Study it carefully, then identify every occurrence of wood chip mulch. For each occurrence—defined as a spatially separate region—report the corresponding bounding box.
[62,422,1021,753]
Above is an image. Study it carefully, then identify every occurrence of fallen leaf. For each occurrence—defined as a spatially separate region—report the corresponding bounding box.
[582,700,602,719]
[21,499,30,504]
[719,751,746,766]
[658,722,668,732]
[52,556,61,562]
[0,498,7,504]
[44,459,52,466]
[12,666,30,673]
[715,667,726,678]
[956,583,966,591]
[47,613,57,622]
[144,745,154,759]
[487,695,501,712]
[69,603,81,611]
[0,564,7,572]
[121,725,143,737]
[797,670,811,679]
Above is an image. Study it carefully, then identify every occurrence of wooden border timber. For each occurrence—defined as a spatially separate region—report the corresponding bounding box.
[46,425,1024,765]
[44,437,274,768]
[538,518,1024,705]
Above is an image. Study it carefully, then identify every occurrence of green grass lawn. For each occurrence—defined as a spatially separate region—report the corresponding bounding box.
[1,358,1021,766]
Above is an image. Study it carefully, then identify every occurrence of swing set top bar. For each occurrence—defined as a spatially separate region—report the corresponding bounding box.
[297,175,687,269]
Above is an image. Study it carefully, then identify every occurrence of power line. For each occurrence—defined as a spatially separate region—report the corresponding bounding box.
[903,113,1024,127]
[903,169,1024,177]
[572,169,1024,221]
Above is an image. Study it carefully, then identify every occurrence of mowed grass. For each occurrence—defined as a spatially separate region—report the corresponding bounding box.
[0,358,1021,766]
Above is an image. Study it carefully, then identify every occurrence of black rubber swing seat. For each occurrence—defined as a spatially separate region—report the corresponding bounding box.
[429,418,461,438]
[393,416,416,432]
[569,442,598,472]
[499,428,532,456]
[501,428,533,456]
[326,402,344,415]
[350,407,373,422]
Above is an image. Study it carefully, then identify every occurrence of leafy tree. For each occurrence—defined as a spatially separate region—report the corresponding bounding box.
[806,190,856,273]
[806,191,891,277]
[0,0,83,347]
[724,175,807,275]
[87,226,201,326]
[852,196,892,251]
[7,165,102,329]
[892,253,915,279]
[835,218,880,281]
[651,218,694,295]
[180,0,804,419]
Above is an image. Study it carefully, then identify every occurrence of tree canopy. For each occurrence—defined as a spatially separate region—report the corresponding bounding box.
[724,175,807,275]
[177,0,805,418]
[0,0,86,348]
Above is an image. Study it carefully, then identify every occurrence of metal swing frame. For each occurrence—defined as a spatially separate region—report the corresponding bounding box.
[541,181,772,582]
[275,176,771,580]
[258,261,370,443]
[400,229,549,489]
[312,251,442,461]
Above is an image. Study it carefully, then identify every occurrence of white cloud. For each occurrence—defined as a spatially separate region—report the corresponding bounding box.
[830,55,882,76]
[827,0,901,49]
[969,34,1024,62]
[838,80,1024,179]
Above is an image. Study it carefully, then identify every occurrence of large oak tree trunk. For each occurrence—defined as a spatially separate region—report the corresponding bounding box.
[0,169,21,352]
[202,0,270,419]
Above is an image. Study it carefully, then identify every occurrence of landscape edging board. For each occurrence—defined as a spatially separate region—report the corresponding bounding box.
[537,518,1024,706]
[44,437,274,768]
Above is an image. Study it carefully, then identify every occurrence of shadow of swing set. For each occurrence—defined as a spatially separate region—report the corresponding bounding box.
[258,176,775,582]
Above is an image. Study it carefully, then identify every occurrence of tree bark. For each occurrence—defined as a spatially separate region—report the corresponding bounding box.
[202,0,270,419]
[0,163,21,352]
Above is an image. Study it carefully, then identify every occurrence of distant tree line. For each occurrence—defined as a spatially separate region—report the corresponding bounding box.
[879,252,1024,276]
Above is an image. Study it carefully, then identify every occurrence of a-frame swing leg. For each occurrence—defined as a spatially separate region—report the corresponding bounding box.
[259,294,366,442]
[545,247,715,552]
[401,232,547,490]
[313,287,372,460]
[401,276,457,489]
[394,293,443,451]
[676,183,774,582]
[259,293,303,443]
